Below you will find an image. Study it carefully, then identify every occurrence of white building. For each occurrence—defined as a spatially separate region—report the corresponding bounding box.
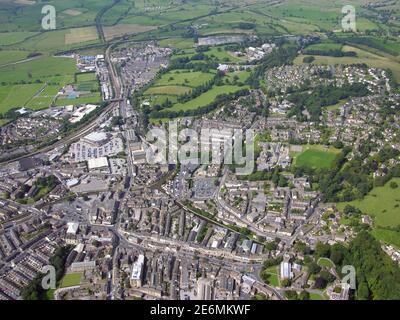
[130,254,145,287]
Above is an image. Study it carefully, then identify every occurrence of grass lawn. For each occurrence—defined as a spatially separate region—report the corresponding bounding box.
[292,145,340,169]
[168,85,247,112]
[158,38,195,49]
[309,291,326,300]
[337,178,400,228]
[261,265,280,287]
[317,257,335,268]
[0,56,76,84]
[145,85,191,96]
[0,50,32,66]
[154,70,215,88]
[371,228,400,249]
[76,72,97,82]
[60,272,83,288]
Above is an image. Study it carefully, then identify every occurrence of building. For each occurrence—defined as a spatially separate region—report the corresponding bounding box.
[197,277,214,300]
[280,262,293,280]
[130,254,145,287]
[87,157,109,173]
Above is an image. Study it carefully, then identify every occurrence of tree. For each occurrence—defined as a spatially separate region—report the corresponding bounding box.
[307,261,321,275]
[299,291,310,300]
[315,242,331,258]
[281,279,291,287]
[390,181,398,189]
[314,277,328,289]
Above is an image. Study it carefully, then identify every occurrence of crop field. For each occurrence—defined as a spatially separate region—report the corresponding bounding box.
[64,27,99,45]
[338,178,400,228]
[145,86,191,96]
[60,272,83,288]
[104,24,158,41]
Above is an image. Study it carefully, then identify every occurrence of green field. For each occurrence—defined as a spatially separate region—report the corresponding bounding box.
[0,84,44,113]
[0,50,32,66]
[60,272,83,288]
[153,70,215,88]
[338,178,400,228]
[145,86,191,95]
[371,228,400,249]
[292,145,339,169]
[0,56,76,84]
[261,265,280,287]
[317,257,335,268]
[0,56,77,112]
[167,85,247,112]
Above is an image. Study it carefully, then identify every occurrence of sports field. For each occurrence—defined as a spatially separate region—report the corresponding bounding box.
[291,145,340,170]
[60,272,83,288]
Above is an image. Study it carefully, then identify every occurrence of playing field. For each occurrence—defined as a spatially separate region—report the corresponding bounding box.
[292,145,339,169]
[60,272,83,288]
[338,178,400,228]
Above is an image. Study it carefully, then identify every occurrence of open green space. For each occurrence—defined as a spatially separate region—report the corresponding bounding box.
[0,50,33,66]
[338,178,400,228]
[153,70,215,88]
[295,45,400,81]
[167,85,247,112]
[60,272,83,288]
[291,145,340,170]
[317,257,335,269]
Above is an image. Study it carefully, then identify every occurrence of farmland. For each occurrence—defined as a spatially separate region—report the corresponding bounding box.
[152,70,215,88]
[0,56,77,112]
